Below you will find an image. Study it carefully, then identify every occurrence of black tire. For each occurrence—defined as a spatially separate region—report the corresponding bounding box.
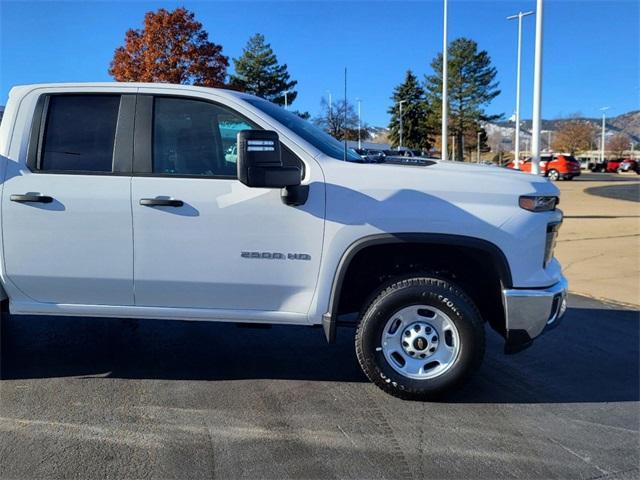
[355,276,485,401]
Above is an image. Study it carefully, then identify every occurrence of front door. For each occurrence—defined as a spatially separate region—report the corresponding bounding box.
[131,94,324,316]
[2,93,134,306]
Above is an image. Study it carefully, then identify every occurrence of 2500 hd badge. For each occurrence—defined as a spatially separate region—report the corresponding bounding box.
[241,251,312,261]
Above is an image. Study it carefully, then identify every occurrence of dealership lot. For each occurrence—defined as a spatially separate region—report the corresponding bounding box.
[0,293,638,479]
[554,172,639,307]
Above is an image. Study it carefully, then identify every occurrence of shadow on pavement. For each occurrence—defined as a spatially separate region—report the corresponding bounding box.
[585,184,640,203]
[573,173,640,183]
[1,297,638,404]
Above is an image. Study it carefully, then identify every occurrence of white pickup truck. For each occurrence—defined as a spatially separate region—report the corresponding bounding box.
[0,83,567,399]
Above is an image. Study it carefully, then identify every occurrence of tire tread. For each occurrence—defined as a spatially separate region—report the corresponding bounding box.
[355,276,485,400]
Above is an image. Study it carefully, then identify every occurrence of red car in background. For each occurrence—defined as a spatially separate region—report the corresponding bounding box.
[506,153,581,181]
[605,158,624,172]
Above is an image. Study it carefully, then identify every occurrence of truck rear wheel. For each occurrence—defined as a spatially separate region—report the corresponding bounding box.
[355,277,484,400]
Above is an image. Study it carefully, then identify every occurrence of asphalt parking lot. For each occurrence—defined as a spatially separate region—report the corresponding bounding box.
[0,294,638,479]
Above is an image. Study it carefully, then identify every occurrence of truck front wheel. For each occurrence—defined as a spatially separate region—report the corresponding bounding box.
[355,277,485,400]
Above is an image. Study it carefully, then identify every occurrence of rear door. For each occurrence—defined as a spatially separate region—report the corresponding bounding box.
[1,92,135,306]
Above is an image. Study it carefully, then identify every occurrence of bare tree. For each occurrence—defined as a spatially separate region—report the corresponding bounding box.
[313,97,364,141]
[551,119,597,155]
[488,131,504,154]
[607,134,630,158]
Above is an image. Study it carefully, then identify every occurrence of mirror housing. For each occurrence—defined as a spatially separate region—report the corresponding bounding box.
[237,130,302,188]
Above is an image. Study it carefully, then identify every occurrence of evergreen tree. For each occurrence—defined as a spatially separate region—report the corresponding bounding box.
[388,70,432,150]
[425,38,500,160]
[229,33,298,106]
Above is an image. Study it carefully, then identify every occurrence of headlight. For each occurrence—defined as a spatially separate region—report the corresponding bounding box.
[544,222,562,267]
[519,195,559,212]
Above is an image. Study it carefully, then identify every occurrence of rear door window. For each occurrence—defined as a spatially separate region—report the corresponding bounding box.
[40,95,120,172]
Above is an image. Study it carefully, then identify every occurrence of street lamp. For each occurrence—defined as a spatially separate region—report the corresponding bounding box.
[441,0,449,161]
[398,100,406,150]
[600,107,610,163]
[530,0,544,175]
[477,131,482,163]
[507,10,534,169]
[356,98,362,150]
[284,90,289,110]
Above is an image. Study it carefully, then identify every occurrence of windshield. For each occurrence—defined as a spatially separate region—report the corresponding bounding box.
[245,97,362,162]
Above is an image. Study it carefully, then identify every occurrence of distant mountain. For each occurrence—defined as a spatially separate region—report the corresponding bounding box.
[495,111,640,144]
[366,111,639,151]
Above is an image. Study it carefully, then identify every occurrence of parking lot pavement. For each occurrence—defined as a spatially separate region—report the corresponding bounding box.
[554,172,640,307]
[1,294,638,479]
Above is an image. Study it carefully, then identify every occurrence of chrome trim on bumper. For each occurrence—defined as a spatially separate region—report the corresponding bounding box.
[502,276,568,340]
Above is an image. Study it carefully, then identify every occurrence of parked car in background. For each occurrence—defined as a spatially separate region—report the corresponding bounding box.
[618,158,640,174]
[577,156,593,170]
[225,144,238,164]
[355,148,384,162]
[506,154,581,181]
[382,148,424,159]
[398,148,424,157]
[605,158,624,173]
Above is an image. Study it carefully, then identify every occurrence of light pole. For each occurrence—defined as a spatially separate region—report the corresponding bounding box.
[600,107,610,163]
[357,98,362,150]
[541,130,552,151]
[284,90,289,110]
[477,131,481,163]
[530,0,544,175]
[441,0,449,161]
[547,130,552,151]
[507,10,534,169]
[398,100,406,150]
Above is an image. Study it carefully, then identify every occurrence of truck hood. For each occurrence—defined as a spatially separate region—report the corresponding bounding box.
[323,158,560,200]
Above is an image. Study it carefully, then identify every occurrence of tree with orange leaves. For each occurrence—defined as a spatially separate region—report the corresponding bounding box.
[109,7,228,87]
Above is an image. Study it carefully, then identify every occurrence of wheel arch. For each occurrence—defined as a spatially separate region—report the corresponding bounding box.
[322,233,513,343]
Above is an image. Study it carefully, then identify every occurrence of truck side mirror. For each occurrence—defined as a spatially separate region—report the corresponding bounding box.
[237,130,302,188]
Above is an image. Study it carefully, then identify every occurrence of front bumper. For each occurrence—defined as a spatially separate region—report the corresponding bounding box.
[502,276,568,353]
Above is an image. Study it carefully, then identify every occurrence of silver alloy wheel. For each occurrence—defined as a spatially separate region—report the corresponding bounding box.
[548,169,560,181]
[380,305,460,380]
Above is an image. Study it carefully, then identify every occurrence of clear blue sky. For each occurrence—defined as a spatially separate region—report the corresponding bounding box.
[1,0,638,126]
